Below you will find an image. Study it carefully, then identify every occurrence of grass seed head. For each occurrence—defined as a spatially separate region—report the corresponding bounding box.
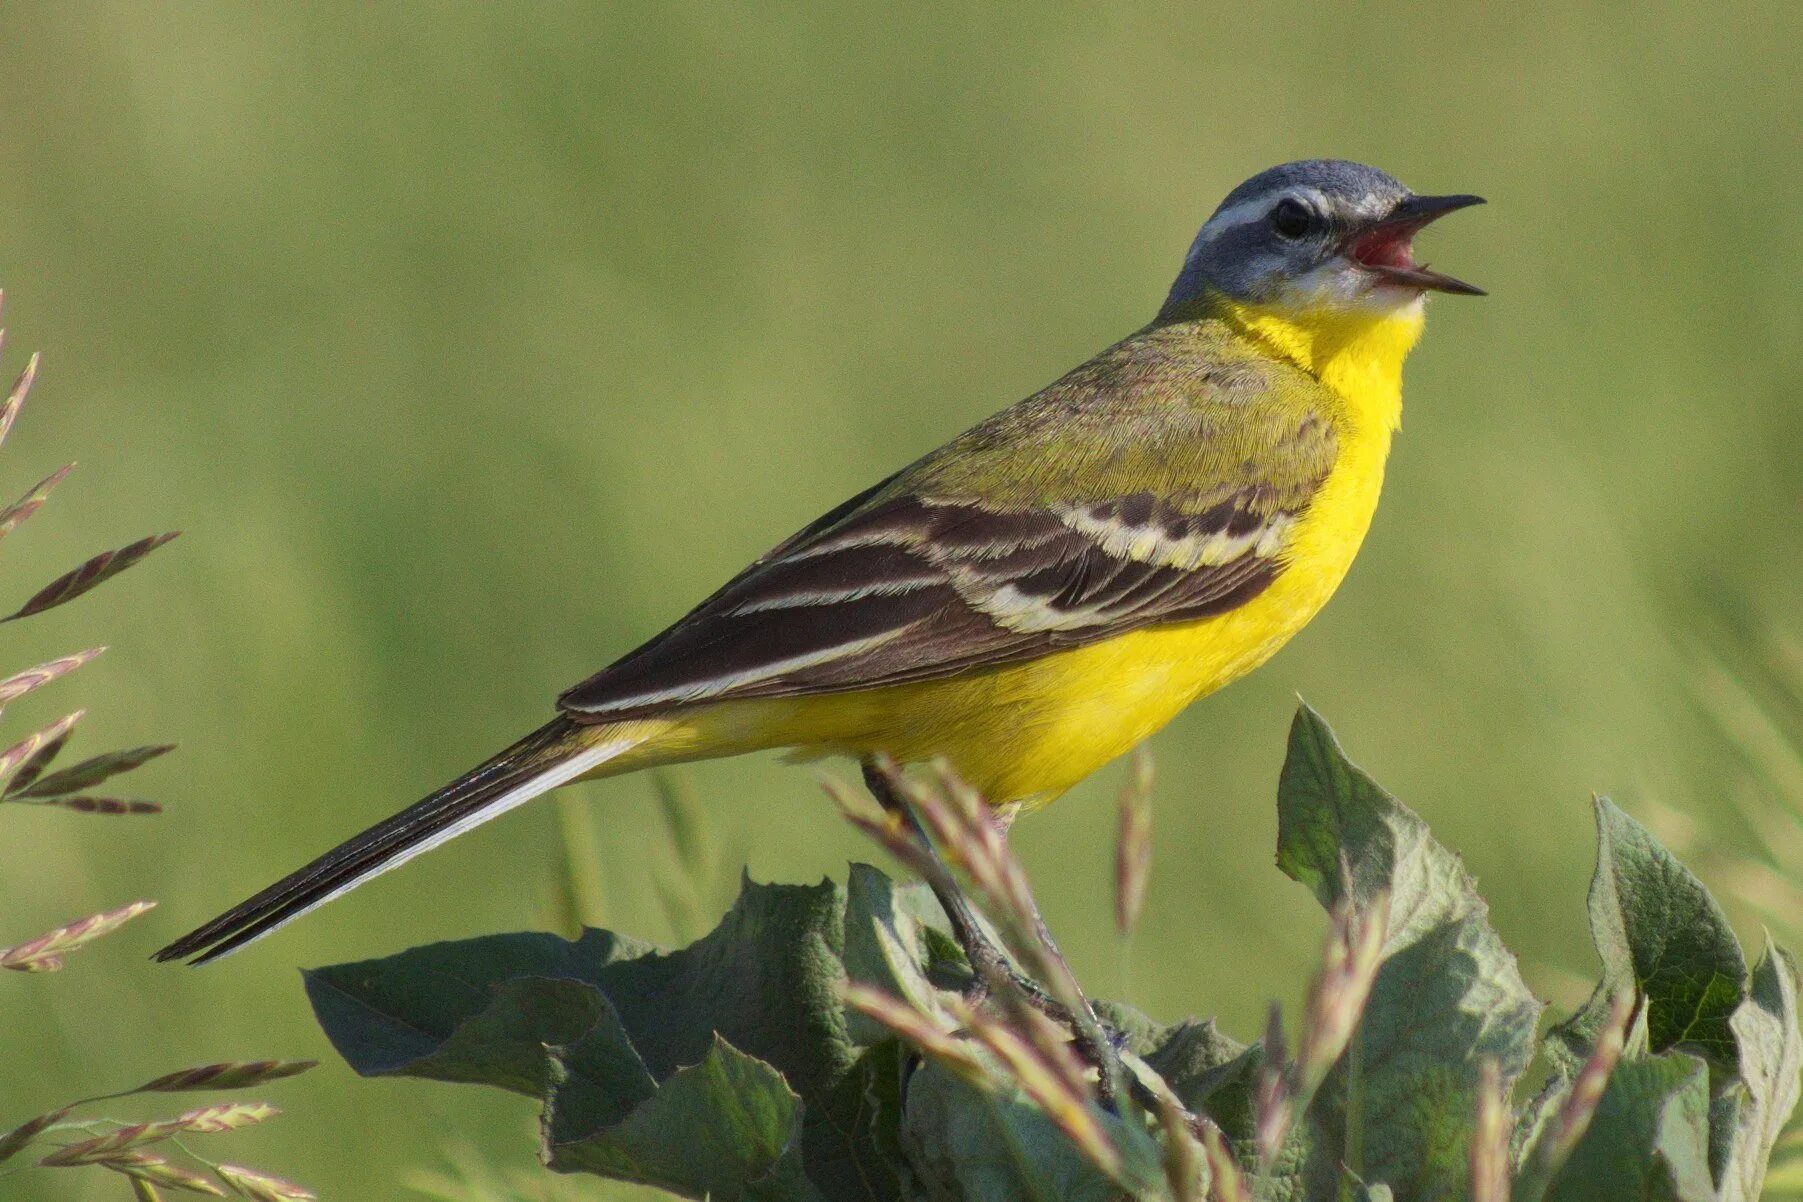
[134,1060,318,1093]
[216,1163,317,1200]
[0,1105,76,1165]
[0,647,103,711]
[14,742,176,799]
[824,775,946,884]
[33,1102,270,1165]
[1253,1002,1292,1169]
[949,998,1122,1182]
[1470,1057,1510,1202]
[0,349,40,450]
[2,530,182,623]
[0,709,84,792]
[96,1151,225,1196]
[27,795,162,815]
[0,462,74,544]
[1200,1123,1251,1202]
[1114,747,1154,938]
[1154,1091,1203,1202]
[174,1101,280,1133]
[1297,887,1389,1093]
[0,899,156,972]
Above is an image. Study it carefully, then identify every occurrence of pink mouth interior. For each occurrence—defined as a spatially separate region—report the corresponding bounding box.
[1350,226,1417,270]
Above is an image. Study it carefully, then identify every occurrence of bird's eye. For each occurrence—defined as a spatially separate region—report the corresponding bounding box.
[1268,198,1313,239]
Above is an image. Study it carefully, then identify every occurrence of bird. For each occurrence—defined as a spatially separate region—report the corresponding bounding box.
[158,159,1483,966]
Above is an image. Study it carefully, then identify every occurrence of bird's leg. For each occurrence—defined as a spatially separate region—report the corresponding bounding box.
[984,802,1096,1013]
[859,762,1127,1108]
[986,805,1125,1101]
[859,761,1056,1011]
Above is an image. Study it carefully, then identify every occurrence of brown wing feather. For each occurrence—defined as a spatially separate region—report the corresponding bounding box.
[562,318,1341,720]
[558,490,1290,720]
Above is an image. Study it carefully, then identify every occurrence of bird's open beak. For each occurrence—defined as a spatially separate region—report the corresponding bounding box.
[1346,193,1487,296]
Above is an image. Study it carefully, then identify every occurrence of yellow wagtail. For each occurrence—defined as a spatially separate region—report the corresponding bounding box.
[160,159,1482,965]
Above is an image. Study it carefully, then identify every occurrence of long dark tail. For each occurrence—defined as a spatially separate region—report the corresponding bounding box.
[155,717,638,965]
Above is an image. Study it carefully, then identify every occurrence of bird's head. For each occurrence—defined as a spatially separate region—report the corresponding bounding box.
[1162,160,1484,325]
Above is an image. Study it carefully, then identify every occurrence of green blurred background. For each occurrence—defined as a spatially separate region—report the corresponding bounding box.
[2,4,1800,1197]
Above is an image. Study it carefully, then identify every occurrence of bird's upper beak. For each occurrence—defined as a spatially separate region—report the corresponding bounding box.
[1345,193,1486,296]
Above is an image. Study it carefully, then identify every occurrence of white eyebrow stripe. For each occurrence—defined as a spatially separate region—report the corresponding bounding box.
[1189,186,1331,250]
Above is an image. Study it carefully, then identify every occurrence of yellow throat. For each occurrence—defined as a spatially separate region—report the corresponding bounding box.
[1219,294,1425,435]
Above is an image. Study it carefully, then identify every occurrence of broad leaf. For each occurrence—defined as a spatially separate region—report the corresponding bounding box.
[308,876,903,1202]
[897,1057,1162,1202]
[841,862,963,1036]
[1541,1052,1716,1202]
[299,713,1803,1202]
[1554,799,1746,1071]
[305,933,657,1120]
[551,1035,819,1202]
[1102,1006,1248,1100]
[1716,941,1802,1202]
[1275,704,1543,1201]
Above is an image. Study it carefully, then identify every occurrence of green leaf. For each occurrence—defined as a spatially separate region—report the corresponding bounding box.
[1554,799,1748,1071]
[1542,1053,1716,1202]
[574,874,885,1197]
[811,1041,908,1201]
[305,933,658,1125]
[308,875,904,1202]
[1275,704,1543,1201]
[1716,941,1803,1202]
[842,862,963,1038]
[310,940,813,1199]
[1101,1005,1248,1101]
[896,1057,1162,1202]
[550,1035,820,1202]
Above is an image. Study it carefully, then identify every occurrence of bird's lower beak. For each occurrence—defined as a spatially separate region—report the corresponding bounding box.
[1347,193,1487,296]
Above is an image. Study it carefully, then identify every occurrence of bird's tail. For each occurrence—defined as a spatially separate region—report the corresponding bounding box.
[154,717,642,965]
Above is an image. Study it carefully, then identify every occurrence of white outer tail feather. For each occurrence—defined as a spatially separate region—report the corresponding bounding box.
[205,735,640,960]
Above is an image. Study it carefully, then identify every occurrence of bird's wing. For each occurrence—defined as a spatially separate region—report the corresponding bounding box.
[560,326,1339,720]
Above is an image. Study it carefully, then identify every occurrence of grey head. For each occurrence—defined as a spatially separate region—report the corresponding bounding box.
[1161,159,1484,318]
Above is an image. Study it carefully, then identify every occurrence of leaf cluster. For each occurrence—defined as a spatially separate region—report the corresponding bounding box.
[306,707,1803,1200]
